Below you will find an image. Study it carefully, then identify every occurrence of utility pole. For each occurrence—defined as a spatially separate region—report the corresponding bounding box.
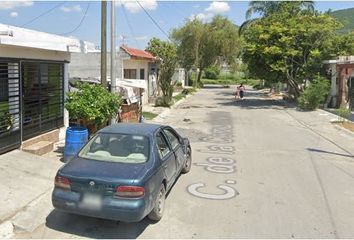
[111,0,116,94]
[100,0,107,87]
[111,0,117,123]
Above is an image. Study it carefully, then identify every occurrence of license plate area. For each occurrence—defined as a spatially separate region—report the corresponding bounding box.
[79,193,103,210]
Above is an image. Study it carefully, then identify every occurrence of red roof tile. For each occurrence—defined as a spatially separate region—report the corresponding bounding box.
[121,46,156,61]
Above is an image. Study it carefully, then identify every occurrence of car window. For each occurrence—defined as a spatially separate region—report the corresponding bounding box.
[163,129,180,149]
[78,133,149,163]
[156,132,171,159]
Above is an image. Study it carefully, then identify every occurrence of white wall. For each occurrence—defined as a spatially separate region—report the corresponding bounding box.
[123,59,149,104]
[172,68,186,87]
[68,52,152,105]
[69,52,101,78]
[0,45,70,62]
[0,23,96,53]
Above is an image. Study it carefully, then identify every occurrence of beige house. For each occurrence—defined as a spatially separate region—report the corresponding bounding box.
[324,56,354,110]
[69,46,157,105]
[118,46,157,104]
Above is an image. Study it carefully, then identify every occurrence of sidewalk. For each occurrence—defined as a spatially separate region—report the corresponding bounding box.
[285,107,354,157]
[0,150,62,238]
[143,91,195,123]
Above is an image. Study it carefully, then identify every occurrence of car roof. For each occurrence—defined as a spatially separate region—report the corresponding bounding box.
[98,123,166,136]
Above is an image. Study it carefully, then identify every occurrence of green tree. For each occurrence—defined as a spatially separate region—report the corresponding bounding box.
[328,31,354,56]
[146,38,177,106]
[240,1,315,34]
[242,5,341,97]
[171,19,204,86]
[298,76,330,110]
[172,16,240,86]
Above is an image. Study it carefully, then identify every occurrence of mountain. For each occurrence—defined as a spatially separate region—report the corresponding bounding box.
[329,7,354,34]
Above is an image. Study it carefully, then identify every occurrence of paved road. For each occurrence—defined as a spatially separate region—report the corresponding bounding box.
[18,86,354,238]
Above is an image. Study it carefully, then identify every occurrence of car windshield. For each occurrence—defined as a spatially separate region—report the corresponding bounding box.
[78,133,149,163]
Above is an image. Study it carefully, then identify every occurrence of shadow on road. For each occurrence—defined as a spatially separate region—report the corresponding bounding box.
[307,148,354,159]
[202,84,229,89]
[215,89,295,110]
[45,210,153,239]
[220,97,292,110]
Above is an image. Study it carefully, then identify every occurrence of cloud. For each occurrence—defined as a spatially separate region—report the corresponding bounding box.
[205,1,230,14]
[190,1,230,22]
[60,5,82,13]
[189,13,213,22]
[10,11,18,17]
[116,0,157,14]
[0,1,33,10]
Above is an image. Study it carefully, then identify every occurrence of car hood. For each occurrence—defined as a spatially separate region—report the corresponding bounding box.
[59,157,148,182]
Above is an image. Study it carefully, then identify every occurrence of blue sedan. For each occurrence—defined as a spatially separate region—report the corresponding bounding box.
[52,123,192,222]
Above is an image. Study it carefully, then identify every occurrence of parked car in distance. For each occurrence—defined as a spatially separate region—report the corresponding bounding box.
[52,123,192,222]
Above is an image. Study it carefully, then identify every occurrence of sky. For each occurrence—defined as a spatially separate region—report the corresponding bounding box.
[1,0,354,49]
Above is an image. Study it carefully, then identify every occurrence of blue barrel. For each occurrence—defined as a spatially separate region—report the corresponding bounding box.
[64,127,88,162]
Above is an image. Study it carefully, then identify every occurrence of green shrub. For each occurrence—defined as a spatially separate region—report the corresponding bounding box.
[0,111,13,132]
[181,88,197,95]
[155,96,171,107]
[188,78,194,87]
[335,107,351,122]
[175,82,183,87]
[65,83,122,128]
[142,111,158,120]
[204,66,220,80]
[173,93,186,102]
[298,77,330,111]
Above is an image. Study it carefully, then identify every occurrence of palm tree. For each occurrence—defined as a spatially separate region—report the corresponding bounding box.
[239,1,315,35]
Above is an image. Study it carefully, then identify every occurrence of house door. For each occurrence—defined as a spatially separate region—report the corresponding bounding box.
[22,62,64,140]
[0,60,21,154]
[349,77,354,111]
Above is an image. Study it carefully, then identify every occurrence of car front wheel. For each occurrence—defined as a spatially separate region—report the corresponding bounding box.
[148,185,166,221]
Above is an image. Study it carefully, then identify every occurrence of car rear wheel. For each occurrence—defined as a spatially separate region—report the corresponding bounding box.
[181,148,192,174]
[148,185,166,221]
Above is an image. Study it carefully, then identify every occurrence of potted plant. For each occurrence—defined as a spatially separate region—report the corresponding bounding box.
[65,83,122,135]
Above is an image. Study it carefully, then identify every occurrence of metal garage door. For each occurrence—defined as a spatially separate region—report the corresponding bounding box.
[0,60,21,154]
[22,62,64,140]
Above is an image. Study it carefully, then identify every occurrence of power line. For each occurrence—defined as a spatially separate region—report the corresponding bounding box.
[20,2,65,28]
[59,2,91,36]
[121,2,140,48]
[135,0,170,40]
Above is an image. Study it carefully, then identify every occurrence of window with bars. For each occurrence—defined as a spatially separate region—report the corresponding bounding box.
[124,69,137,79]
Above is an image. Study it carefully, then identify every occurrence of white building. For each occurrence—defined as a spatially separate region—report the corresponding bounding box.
[69,45,157,105]
[0,23,94,154]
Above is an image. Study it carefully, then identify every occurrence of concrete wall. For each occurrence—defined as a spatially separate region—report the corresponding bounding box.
[0,45,70,62]
[0,23,97,53]
[69,52,151,105]
[69,52,101,78]
[172,68,186,87]
[123,59,149,104]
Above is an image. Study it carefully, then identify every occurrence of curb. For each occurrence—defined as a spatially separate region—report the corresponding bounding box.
[0,221,14,239]
[11,190,52,234]
[152,92,194,123]
[0,189,52,237]
[318,109,354,137]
